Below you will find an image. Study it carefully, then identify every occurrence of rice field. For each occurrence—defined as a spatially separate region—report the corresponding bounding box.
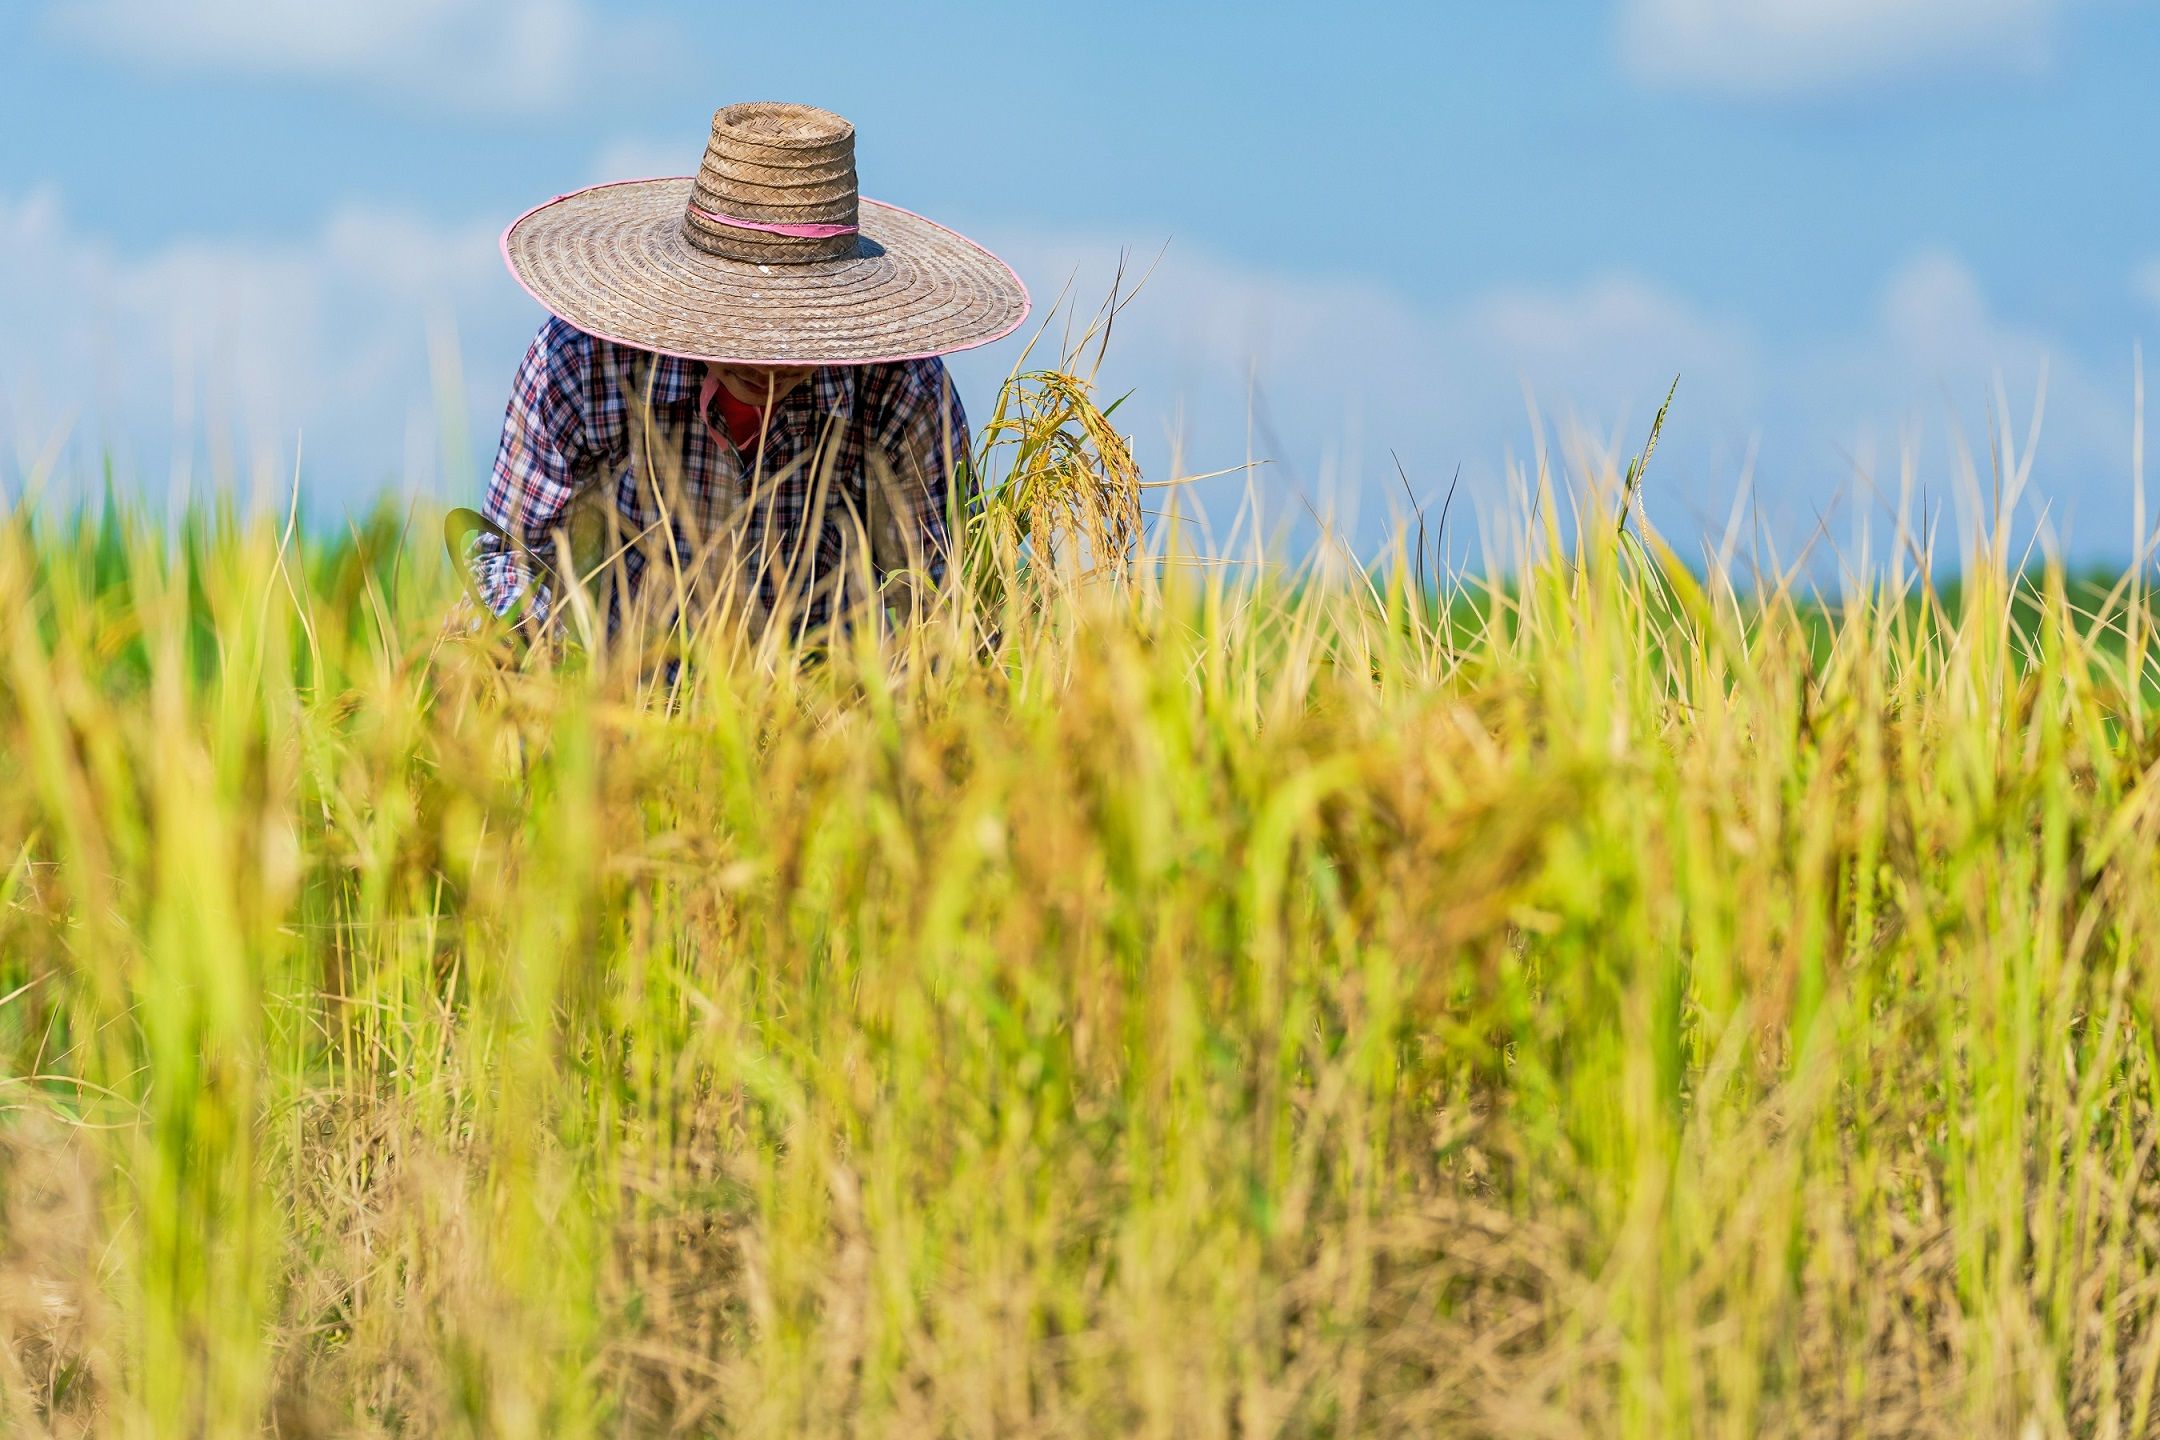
[5,350,2160,1437]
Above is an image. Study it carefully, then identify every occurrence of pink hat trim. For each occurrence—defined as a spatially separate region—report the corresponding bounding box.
[688,203,858,240]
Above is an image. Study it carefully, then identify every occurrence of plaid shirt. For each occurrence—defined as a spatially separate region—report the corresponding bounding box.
[475,317,973,637]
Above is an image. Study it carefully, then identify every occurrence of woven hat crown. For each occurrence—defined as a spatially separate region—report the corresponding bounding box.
[683,101,860,264]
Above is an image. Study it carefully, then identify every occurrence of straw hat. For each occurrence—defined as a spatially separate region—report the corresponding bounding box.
[501,101,1029,366]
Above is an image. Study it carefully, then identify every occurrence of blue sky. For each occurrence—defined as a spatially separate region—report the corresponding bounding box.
[4,0,2158,566]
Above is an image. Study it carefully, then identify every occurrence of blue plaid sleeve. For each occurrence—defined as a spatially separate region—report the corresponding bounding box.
[863,356,974,587]
[476,318,595,621]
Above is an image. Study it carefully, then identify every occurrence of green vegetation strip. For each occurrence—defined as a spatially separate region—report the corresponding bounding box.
[6,385,2160,1436]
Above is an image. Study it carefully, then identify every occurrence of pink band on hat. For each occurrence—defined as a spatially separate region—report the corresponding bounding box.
[688,203,858,239]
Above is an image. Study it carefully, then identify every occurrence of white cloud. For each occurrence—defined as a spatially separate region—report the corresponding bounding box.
[1750,249,2130,560]
[0,187,540,511]
[1802,250,2116,446]
[48,0,676,114]
[1619,0,2067,99]
[965,234,1757,438]
[956,234,2136,564]
[1453,274,1758,425]
[587,137,702,186]
[0,189,2137,565]
[952,234,1762,551]
[2136,260,2160,313]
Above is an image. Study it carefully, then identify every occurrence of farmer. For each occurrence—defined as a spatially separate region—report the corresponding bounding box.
[470,101,1028,640]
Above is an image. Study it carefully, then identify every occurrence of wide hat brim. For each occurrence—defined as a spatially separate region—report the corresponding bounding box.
[501,178,1030,366]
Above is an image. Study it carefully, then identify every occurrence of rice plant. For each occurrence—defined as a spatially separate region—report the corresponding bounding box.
[3,339,2160,1439]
